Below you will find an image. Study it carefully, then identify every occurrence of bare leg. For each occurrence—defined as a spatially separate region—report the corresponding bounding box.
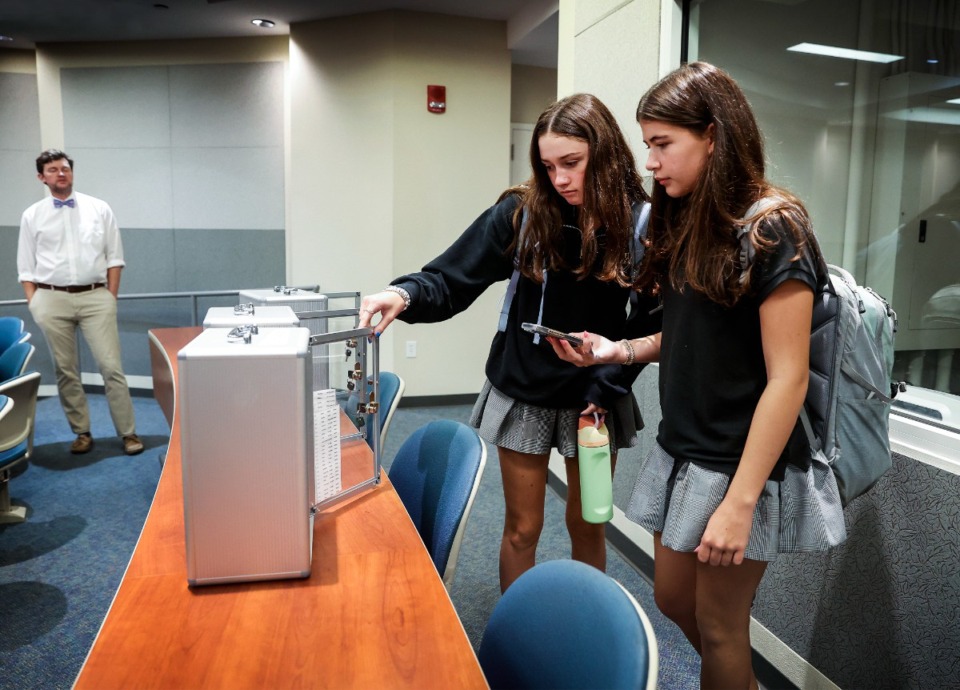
[563,451,618,571]
[696,556,767,690]
[497,446,548,593]
[652,532,702,654]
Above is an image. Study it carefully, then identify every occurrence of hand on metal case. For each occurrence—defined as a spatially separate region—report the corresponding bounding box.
[358,291,405,335]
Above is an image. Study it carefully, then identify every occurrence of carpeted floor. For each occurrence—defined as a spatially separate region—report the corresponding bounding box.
[1,394,701,690]
[0,395,168,690]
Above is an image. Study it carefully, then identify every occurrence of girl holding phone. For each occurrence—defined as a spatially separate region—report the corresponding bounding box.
[549,63,844,689]
[359,93,661,592]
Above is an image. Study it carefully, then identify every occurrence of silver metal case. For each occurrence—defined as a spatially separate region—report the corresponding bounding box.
[238,288,330,391]
[202,305,300,329]
[178,326,314,586]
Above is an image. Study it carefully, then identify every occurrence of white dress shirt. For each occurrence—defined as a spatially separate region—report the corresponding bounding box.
[17,191,126,286]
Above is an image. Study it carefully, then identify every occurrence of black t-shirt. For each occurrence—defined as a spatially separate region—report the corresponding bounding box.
[656,212,821,479]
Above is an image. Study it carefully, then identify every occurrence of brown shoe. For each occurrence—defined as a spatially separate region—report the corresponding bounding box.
[71,433,94,454]
[123,434,145,456]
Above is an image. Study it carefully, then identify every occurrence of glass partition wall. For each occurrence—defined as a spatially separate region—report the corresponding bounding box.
[690,0,960,429]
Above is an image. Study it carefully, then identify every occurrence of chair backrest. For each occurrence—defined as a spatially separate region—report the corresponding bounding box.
[0,317,28,353]
[376,371,405,450]
[0,371,42,467]
[478,560,659,690]
[343,371,406,451]
[0,342,35,382]
[388,419,487,586]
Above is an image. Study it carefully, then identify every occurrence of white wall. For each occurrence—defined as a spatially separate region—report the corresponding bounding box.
[289,11,511,396]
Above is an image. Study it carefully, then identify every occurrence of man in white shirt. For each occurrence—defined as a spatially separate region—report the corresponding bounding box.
[17,149,143,456]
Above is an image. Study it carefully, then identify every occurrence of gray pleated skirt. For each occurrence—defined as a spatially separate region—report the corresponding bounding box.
[626,442,847,562]
[469,380,643,457]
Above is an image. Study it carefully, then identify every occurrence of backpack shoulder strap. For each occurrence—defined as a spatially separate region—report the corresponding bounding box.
[628,201,651,315]
[736,197,780,285]
[497,206,527,333]
[630,201,652,277]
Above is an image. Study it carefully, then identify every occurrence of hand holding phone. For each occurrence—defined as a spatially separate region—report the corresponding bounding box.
[521,322,584,347]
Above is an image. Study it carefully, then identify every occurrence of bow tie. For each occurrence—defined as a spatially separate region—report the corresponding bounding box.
[53,198,75,208]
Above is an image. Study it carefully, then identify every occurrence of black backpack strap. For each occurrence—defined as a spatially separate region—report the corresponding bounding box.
[629,201,652,315]
[497,206,527,333]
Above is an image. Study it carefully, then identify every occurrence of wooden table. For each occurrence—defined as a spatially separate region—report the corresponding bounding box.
[74,327,487,689]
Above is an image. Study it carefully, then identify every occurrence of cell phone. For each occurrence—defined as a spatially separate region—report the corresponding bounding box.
[521,322,583,346]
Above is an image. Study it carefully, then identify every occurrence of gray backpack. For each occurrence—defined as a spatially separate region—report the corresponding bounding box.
[739,199,904,506]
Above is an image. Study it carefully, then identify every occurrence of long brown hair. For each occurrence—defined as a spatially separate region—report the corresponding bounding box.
[635,62,811,306]
[501,93,647,286]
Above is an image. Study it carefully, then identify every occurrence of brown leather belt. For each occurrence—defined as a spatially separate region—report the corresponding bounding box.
[36,282,105,293]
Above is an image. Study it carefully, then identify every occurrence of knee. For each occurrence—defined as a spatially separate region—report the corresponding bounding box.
[503,517,543,553]
[94,352,126,378]
[695,605,746,651]
[654,586,695,626]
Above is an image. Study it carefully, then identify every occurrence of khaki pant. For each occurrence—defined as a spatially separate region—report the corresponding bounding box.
[28,287,136,437]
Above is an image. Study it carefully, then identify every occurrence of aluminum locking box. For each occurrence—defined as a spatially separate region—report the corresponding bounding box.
[178,326,314,586]
[238,288,329,391]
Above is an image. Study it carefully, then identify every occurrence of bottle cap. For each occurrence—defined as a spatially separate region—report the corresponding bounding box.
[578,420,609,448]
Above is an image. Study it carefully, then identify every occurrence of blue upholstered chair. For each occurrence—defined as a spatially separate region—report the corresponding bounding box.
[0,371,42,523]
[478,559,659,690]
[0,317,30,354]
[0,342,36,382]
[387,419,486,587]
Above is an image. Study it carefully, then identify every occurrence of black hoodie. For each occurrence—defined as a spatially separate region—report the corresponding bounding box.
[392,194,661,410]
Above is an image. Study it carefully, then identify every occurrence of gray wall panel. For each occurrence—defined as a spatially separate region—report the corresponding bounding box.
[65,148,174,230]
[0,73,40,150]
[173,228,285,292]
[1,226,24,300]
[119,228,177,294]
[61,67,171,148]
[171,146,284,230]
[753,453,960,689]
[0,73,42,227]
[169,62,284,148]
[0,151,47,227]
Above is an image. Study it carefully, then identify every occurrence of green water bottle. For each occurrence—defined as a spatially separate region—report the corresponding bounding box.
[578,414,613,524]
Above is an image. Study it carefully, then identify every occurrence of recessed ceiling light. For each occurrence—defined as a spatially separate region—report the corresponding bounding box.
[927,59,939,64]
[251,19,275,28]
[787,43,903,64]
[835,81,850,87]
[0,35,13,42]
[947,98,960,105]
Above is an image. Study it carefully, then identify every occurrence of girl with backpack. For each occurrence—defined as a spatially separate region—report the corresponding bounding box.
[549,63,845,689]
[358,93,661,593]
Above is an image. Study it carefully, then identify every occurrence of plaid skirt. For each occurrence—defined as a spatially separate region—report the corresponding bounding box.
[469,380,643,457]
[626,442,847,562]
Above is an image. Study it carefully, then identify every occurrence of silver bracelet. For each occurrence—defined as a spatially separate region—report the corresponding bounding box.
[620,339,636,366]
[385,285,411,311]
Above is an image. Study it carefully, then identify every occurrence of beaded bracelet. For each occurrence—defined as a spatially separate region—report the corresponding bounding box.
[384,285,411,311]
[620,339,636,366]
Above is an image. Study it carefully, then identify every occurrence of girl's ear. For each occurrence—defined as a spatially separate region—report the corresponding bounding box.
[705,122,716,155]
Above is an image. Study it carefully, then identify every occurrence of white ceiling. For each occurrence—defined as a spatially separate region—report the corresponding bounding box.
[0,0,559,68]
